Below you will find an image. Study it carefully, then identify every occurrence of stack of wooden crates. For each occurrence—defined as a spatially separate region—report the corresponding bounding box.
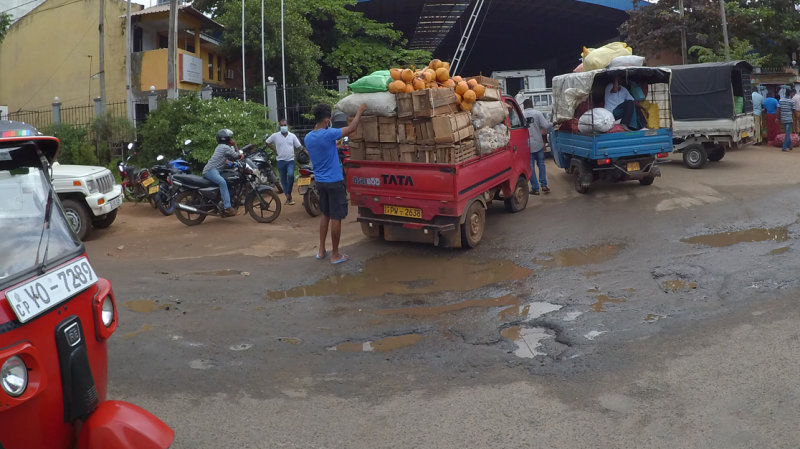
[349,87,478,164]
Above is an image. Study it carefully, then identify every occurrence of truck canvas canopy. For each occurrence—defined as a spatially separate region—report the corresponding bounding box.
[551,67,672,123]
[667,61,753,121]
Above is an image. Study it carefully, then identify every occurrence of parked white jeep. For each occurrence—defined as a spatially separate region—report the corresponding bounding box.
[51,163,123,240]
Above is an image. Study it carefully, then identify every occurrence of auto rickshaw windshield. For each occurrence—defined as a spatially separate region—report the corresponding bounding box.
[0,165,81,287]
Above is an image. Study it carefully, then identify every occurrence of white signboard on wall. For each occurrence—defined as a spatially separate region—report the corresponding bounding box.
[180,54,203,85]
[0,106,7,120]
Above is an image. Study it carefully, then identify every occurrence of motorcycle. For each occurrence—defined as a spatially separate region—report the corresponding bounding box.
[172,147,282,225]
[245,143,283,193]
[151,140,193,216]
[118,143,156,205]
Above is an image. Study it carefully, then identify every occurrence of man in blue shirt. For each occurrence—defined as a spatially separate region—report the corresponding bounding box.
[304,102,366,264]
[764,93,780,143]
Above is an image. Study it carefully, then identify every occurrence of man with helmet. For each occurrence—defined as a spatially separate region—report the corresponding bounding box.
[203,128,243,216]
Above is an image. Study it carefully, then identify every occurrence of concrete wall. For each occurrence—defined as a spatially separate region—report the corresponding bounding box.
[0,0,135,111]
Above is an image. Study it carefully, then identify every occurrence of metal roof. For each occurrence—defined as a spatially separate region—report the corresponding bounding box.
[409,1,472,51]
[127,4,223,30]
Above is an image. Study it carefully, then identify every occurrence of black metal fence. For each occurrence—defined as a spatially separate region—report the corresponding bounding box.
[7,100,129,130]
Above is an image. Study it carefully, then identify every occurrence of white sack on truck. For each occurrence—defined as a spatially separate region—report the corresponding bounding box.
[336,92,396,117]
[578,108,615,134]
[471,101,508,129]
[608,55,645,68]
[476,123,510,154]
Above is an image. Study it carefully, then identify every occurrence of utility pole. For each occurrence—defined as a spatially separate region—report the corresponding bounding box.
[167,0,178,100]
[261,0,266,117]
[98,0,107,115]
[720,0,731,61]
[678,0,687,64]
[281,0,287,121]
[125,0,133,125]
[241,0,247,101]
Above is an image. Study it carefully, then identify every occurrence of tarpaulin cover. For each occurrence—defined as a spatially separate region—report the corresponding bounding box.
[667,61,753,120]
[551,67,671,123]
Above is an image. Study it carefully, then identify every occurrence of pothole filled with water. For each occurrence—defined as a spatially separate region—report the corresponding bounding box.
[501,326,552,358]
[327,333,423,353]
[681,226,789,247]
[533,243,624,268]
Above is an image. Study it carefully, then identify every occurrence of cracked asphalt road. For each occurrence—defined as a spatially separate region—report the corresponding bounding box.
[86,146,800,448]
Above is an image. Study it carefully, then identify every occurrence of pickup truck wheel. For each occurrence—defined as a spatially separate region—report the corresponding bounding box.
[708,147,726,162]
[61,198,91,240]
[682,144,708,169]
[460,202,486,248]
[504,177,530,213]
[639,176,655,186]
[92,209,118,228]
[574,165,590,194]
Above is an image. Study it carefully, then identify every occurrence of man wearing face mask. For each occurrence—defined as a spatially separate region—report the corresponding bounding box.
[304,102,366,264]
[266,119,302,205]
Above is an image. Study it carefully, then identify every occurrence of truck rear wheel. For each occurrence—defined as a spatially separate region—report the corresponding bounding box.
[682,144,708,169]
[61,198,91,240]
[574,164,590,194]
[504,177,529,213]
[360,222,382,239]
[460,201,486,248]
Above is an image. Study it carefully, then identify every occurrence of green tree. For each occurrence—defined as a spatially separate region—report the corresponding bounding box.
[0,13,11,44]
[689,38,767,67]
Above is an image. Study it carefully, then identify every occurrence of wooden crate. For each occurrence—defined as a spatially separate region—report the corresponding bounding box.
[349,140,365,160]
[397,119,416,143]
[365,143,382,161]
[431,112,474,144]
[478,87,501,101]
[467,75,499,88]
[380,143,399,162]
[378,117,398,143]
[414,119,435,145]
[399,144,418,162]
[411,88,458,118]
[360,116,380,142]
[435,139,478,164]
[417,144,436,164]
[396,92,414,118]
[347,116,363,141]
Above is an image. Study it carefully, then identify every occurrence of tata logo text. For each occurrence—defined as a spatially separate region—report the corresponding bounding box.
[381,174,414,186]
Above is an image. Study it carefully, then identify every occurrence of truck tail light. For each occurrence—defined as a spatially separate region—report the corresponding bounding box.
[657,152,669,158]
[597,158,611,165]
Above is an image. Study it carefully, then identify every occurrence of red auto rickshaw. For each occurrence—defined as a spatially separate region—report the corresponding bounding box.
[0,122,174,449]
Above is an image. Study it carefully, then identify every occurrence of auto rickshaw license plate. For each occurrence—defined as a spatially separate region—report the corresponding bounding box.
[297,177,311,186]
[148,185,159,194]
[384,205,422,219]
[626,162,640,172]
[142,177,154,187]
[6,257,97,323]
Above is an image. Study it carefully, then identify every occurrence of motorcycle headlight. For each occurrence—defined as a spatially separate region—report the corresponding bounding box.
[101,296,114,327]
[86,179,99,194]
[1,356,28,397]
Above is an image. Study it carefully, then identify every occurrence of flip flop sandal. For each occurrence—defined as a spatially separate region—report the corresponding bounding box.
[331,254,349,265]
[316,250,329,260]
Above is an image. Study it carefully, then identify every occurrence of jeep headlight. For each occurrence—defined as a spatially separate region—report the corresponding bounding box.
[1,356,27,397]
[86,179,99,194]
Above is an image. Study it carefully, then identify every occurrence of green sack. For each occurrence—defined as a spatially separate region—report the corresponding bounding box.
[349,70,393,93]
[734,96,744,114]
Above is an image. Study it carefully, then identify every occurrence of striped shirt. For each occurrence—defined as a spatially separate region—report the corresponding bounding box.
[779,98,795,124]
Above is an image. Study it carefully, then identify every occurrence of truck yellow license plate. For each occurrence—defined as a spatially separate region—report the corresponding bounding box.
[626,162,640,172]
[142,177,154,187]
[297,177,311,186]
[384,205,422,219]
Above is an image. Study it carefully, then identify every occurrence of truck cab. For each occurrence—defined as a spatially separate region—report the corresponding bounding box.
[51,163,123,240]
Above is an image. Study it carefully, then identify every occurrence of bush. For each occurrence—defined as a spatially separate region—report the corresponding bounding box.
[138,95,273,168]
[91,115,135,165]
[40,123,97,165]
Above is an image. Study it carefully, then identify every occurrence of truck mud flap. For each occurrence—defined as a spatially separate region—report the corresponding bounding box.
[358,217,459,246]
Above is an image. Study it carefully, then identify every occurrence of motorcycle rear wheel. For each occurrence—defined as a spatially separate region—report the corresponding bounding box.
[155,191,175,216]
[245,189,282,223]
[174,190,207,226]
[303,189,322,217]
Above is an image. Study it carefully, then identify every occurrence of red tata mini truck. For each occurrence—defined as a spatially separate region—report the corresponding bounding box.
[345,96,532,248]
[0,124,174,449]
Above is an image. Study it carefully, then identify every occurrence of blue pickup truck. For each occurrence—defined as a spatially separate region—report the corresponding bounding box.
[549,67,673,193]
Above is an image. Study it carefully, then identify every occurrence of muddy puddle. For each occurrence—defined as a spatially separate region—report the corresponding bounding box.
[644,314,665,323]
[122,299,166,313]
[268,254,532,299]
[533,244,623,269]
[194,269,246,276]
[123,324,153,339]
[590,295,626,312]
[681,226,789,247]
[497,302,562,321]
[662,279,698,291]
[501,326,551,358]
[378,295,521,318]
[328,334,423,353]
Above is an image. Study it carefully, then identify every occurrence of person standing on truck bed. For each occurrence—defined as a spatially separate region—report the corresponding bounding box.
[266,119,302,205]
[522,98,552,195]
[304,103,367,264]
[779,89,795,152]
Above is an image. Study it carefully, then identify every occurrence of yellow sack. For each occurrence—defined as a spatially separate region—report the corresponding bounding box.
[582,42,633,72]
[639,100,660,129]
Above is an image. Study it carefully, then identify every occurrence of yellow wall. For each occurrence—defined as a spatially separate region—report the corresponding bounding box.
[140,49,168,91]
[0,0,133,111]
